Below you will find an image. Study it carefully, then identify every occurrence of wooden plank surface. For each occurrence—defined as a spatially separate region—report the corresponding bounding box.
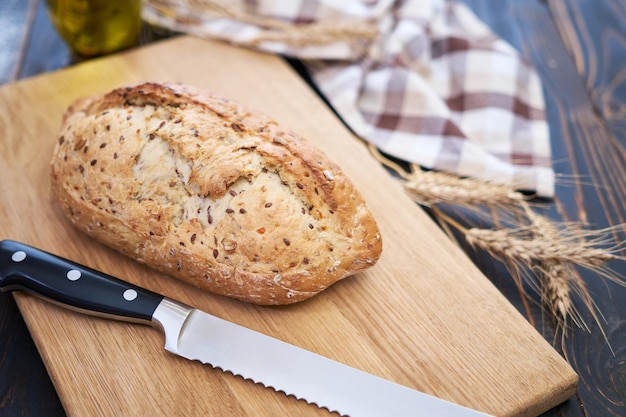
[457,2,626,417]
[0,35,576,417]
[0,3,69,415]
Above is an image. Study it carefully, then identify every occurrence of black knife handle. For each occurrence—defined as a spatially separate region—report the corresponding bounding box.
[0,240,164,325]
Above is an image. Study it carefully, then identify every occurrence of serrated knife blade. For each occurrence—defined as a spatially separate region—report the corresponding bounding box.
[0,240,492,417]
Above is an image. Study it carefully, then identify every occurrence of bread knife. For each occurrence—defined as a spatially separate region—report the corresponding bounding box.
[0,240,493,417]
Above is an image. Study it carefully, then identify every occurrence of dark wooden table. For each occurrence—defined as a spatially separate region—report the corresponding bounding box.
[1,0,624,416]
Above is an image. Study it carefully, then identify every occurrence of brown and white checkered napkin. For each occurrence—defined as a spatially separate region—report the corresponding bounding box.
[144,0,555,197]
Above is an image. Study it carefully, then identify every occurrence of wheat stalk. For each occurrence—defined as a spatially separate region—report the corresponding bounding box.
[368,144,526,209]
[525,209,584,331]
[538,261,591,333]
[464,227,621,267]
[368,145,626,335]
[455,213,623,335]
[144,0,378,51]
[542,262,574,324]
[403,167,525,208]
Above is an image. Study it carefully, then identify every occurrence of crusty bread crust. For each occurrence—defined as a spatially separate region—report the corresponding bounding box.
[50,82,382,304]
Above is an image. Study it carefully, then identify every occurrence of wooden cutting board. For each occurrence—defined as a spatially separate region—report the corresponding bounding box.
[0,36,576,417]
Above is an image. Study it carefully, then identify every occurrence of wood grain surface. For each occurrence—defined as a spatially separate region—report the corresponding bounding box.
[457,1,626,417]
[0,35,577,417]
[0,1,624,417]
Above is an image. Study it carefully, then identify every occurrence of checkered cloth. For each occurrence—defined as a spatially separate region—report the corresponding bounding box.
[144,0,554,197]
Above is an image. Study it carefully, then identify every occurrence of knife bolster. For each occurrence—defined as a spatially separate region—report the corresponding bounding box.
[151,298,194,354]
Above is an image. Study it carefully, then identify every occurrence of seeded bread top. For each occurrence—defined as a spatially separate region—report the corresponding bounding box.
[51,82,382,304]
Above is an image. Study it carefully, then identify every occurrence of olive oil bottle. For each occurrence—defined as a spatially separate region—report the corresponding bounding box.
[45,0,142,57]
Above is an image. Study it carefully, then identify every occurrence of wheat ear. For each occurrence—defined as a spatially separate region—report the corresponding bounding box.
[368,144,526,210]
[464,227,622,267]
[368,144,626,334]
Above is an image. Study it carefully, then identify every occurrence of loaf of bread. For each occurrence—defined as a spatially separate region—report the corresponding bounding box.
[50,82,382,305]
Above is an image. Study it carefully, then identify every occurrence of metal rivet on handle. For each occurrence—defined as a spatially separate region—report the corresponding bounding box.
[11,251,27,262]
[123,289,138,301]
[67,269,82,281]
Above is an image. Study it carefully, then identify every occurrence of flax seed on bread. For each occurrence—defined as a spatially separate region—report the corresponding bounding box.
[50,82,382,305]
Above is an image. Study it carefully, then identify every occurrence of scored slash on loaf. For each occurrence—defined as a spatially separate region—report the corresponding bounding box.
[50,82,382,304]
